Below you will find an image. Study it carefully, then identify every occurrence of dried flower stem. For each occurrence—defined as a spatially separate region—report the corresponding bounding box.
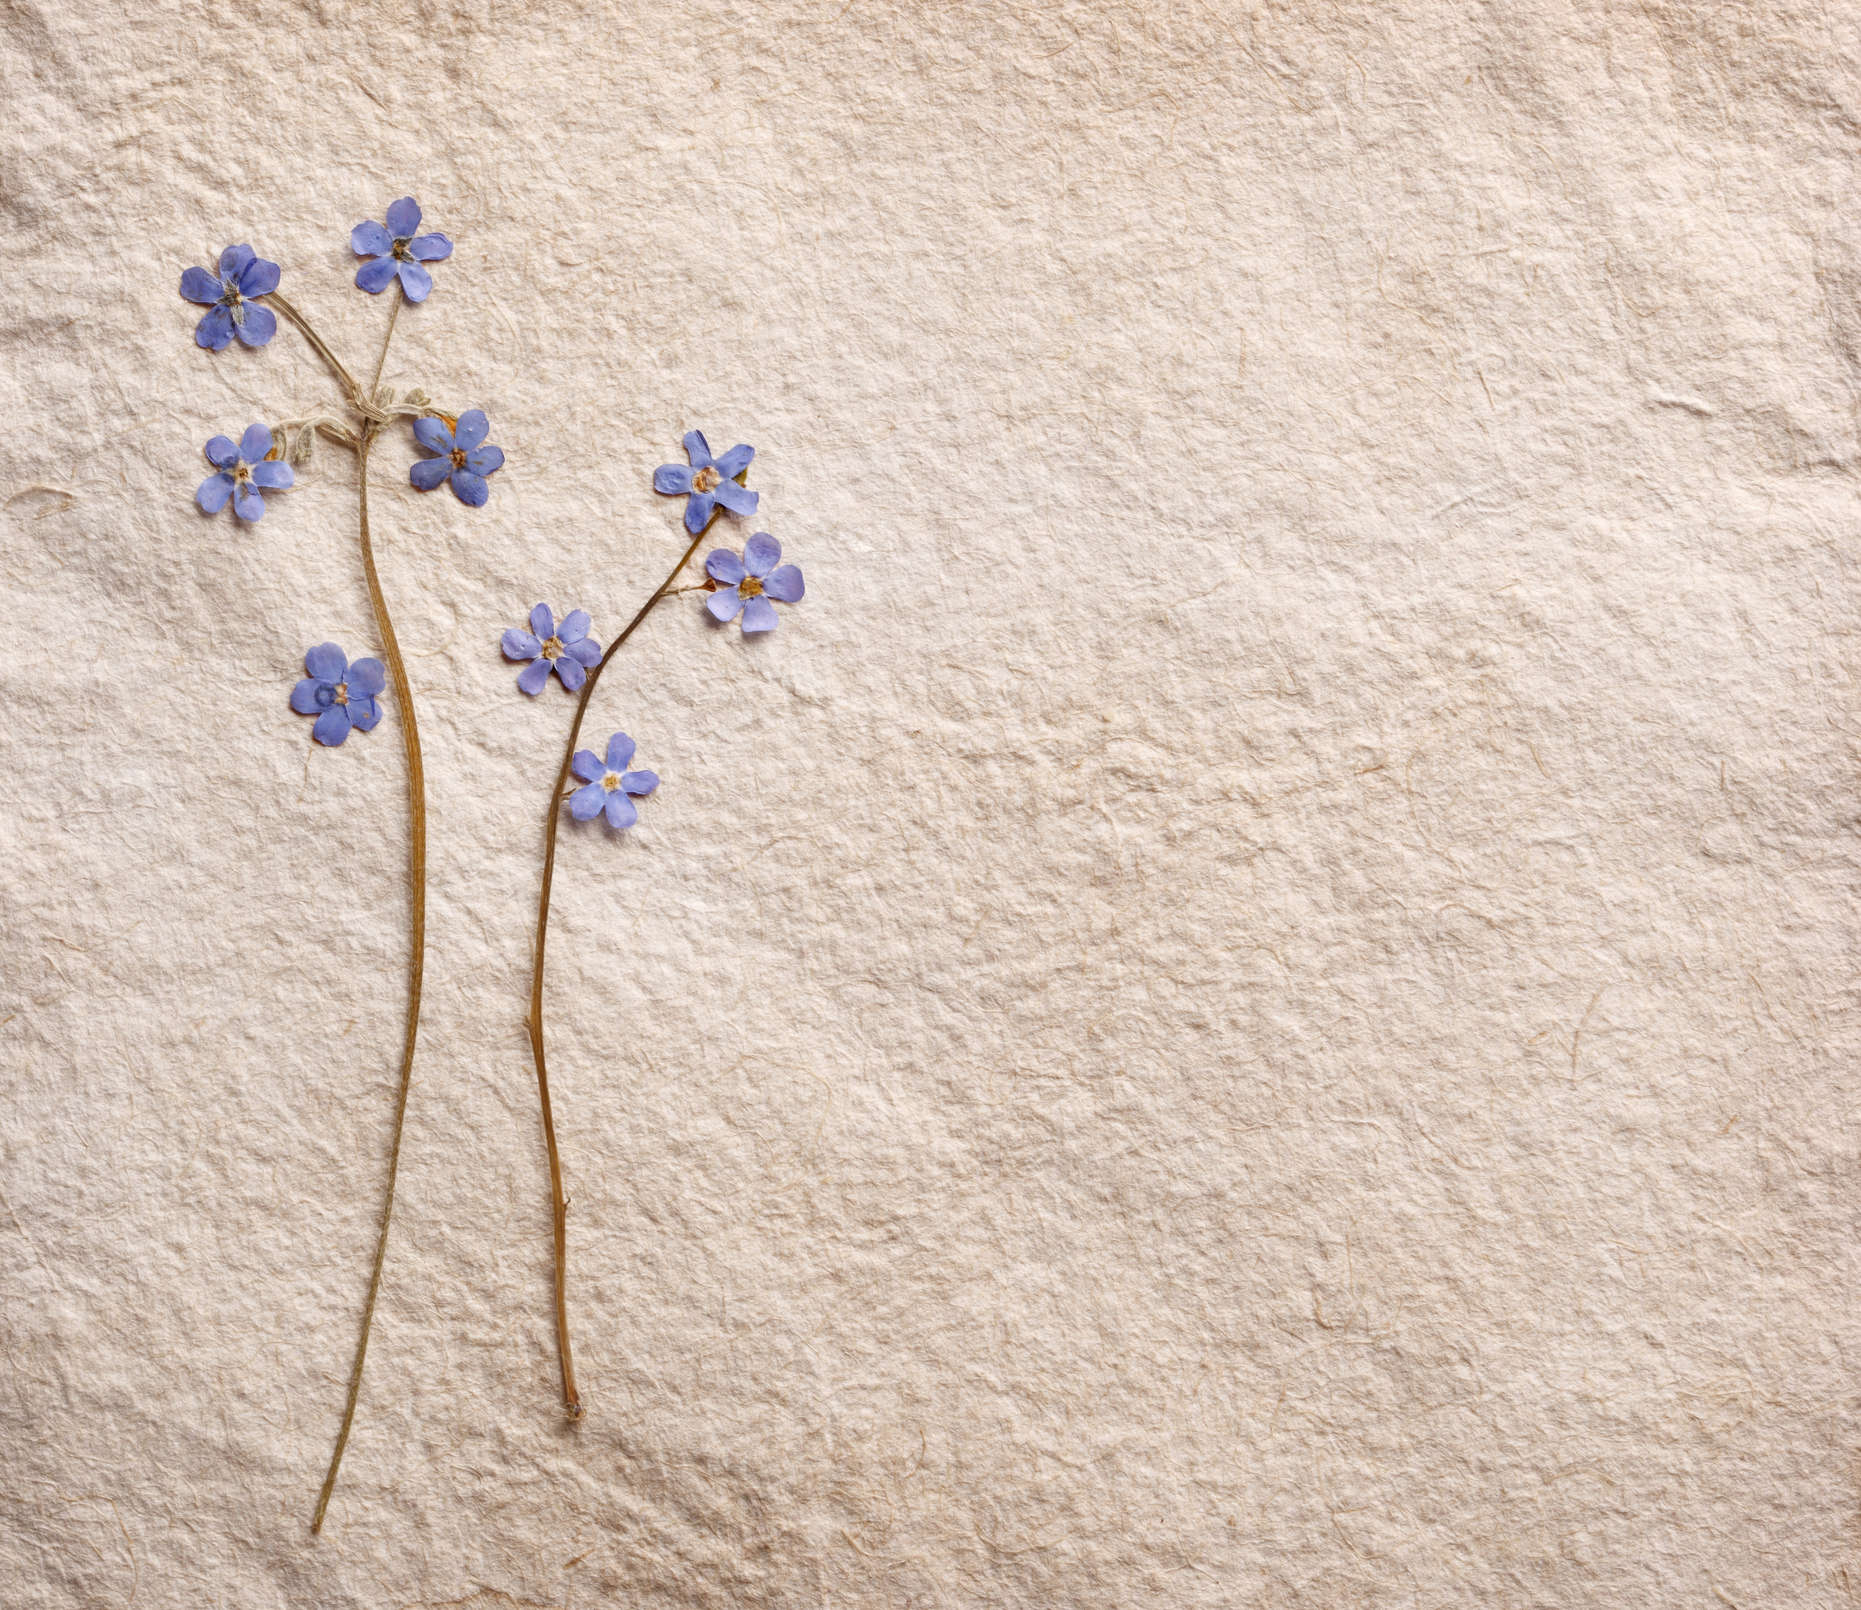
[273,289,429,1534]
[527,520,711,1421]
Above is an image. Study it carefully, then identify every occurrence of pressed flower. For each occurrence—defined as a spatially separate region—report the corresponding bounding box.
[705,533,804,633]
[197,423,293,521]
[352,196,453,302]
[568,732,658,830]
[291,643,386,747]
[503,603,602,695]
[411,411,504,506]
[653,431,756,534]
[179,244,281,350]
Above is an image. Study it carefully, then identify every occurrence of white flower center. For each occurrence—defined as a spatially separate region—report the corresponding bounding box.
[540,635,564,661]
[692,466,721,493]
[333,682,350,706]
[601,771,622,792]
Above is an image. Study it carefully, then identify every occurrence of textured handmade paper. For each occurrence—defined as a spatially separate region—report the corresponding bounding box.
[3,2,1858,1605]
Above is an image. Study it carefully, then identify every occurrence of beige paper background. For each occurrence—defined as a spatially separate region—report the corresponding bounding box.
[3,1,1858,1604]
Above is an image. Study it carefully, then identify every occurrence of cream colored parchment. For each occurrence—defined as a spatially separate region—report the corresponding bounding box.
[2,1,1857,1605]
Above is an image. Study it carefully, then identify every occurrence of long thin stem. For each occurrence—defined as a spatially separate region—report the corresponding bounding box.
[528,522,711,1421]
[308,295,427,1534]
[369,287,402,395]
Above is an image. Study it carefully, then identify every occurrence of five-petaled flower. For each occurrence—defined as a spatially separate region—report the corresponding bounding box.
[504,603,602,695]
[654,431,757,534]
[569,733,659,830]
[352,197,453,303]
[180,245,281,350]
[411,411,504,506]
[706,533,804,633]
[291,643,386,747]
[197,424,294,521]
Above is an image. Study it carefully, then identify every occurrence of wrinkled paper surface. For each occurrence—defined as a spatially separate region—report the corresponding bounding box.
[3,1,1858,1604]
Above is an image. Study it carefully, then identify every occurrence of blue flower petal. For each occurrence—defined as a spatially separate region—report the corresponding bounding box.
[603,791,638,830]
[654,463,693,495]
[412,416,454,455]
[348,696,383,732]
[290,678,325,715]
[740,595,779,634]
[713,443,754,479]
[180,266,223,305]
[204,435,240,469]
[305,643,348,682]
[195,305,235,350]
[605,732,636,771]
[743,533,781,576]
[355,255,400,294]
[620,769,659,796]
[682,430,714,467]
[312,704,353,746]
[236,255,280,298]
[713,479,757,518]
[250,459,293,490]
[449,470,489,507]
[197,473,234,514]
[706,548,745,586]
[530,603,555,639]
[408,233,452,262]
[410,456,452,491]
[238,422,273,463]
[554,656,586,692]
[683,490,717,533]
[568,781,607,821]
[453,410,490,450]
[351,220,393,257]
[763,564,805,603]
[397,260,433,302]
[385,196,423,238]
[218,244,256,283]
[235,303,277,347]
[464,444,503,476]
[706,585,742,622]
[558,609,591,644]
[346,658,387,698]
[232,483,265,521]
[563,635,603,667]
[571,750,606,784]
[516,657,552,696]
[503,628,542,660]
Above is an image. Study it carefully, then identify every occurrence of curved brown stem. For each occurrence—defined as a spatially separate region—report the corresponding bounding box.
[528,522,710,1421]
[310,424,429,1533]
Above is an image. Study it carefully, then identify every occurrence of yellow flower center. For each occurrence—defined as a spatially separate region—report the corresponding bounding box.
[231,462,252,483]
[739,575,764,599]
[333,682,350,706]
[692,466,721,493]
[450,447,468,470]
[540,635,564,661]
[601,771,622,792]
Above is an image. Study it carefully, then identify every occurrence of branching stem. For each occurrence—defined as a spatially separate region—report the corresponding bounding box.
[273,287,429,1535]
[527,522,711,1421]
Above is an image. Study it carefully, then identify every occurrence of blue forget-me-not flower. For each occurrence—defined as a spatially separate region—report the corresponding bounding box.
[654,432,757,533]
[179,245,280,350]
[352,197,453,302]
[411,411,503,506]
[197,424,293,521]
[291,643,386,747]
[569,733,658,830]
